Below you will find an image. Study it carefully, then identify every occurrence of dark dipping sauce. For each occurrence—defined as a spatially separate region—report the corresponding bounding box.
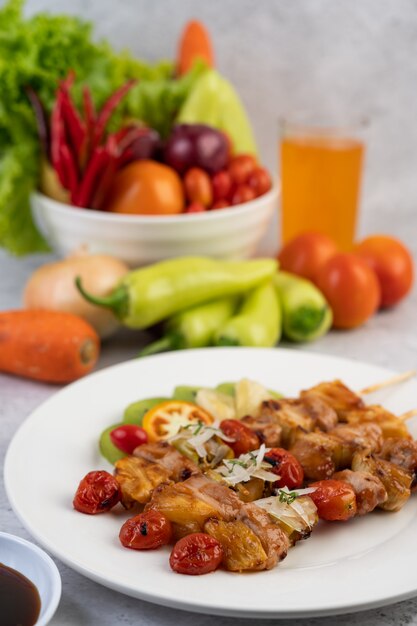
[0,563,41,626]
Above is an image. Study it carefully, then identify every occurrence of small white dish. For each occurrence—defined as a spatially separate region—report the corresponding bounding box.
[31,187,278,267]
[0,532,61,625]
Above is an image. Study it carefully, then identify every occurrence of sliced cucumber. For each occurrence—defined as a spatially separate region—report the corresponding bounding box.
[172,386,207,402]
[99,422,126,465]
[123,397,168,425]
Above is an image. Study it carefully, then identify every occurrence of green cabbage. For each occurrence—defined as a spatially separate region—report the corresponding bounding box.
[0,0,205,254]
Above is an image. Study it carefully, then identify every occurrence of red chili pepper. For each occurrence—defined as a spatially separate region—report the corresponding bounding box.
[60,88,86,159]
[25,85,50,158]
[82,85,96,132]
[93,79,136,148]
[73,147,109,208]
[89,134,119,210]
[59,143,78,202]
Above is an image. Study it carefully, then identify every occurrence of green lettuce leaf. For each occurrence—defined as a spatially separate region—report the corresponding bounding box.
[0,0,205,255]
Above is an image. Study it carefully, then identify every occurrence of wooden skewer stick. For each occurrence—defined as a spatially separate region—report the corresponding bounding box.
[399,408,417,422]
[359,370,416,396]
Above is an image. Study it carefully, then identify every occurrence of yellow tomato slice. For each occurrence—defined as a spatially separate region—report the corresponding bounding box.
[142,400,214,442]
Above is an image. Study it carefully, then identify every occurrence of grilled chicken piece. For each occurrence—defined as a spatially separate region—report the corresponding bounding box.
[134,441,199,481]
[344,406,411,440]
[301,380,365,419]
[352,452,413,511]
[258,399,314,447]
[329,423,383,466]
[114,456,172,508]
[289,431,339,480]
[333,469,387,515]
[146,474,289,571]
[299,393,338,431]
[115,442,200,508]
[241,413,283,448]
[378,438,417,486]
[204,519,267,571]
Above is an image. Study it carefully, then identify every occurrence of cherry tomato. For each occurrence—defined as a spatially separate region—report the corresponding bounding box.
[105,160,184,215]
[315,253,381,329]
[219,419,260,456]
[185,201,206,213]
[264,448,304,489]
[247,167,272,197]
[73,470,120,515]
[354,235,414,308]
[309,479,357,521]
[142,401,213,442]
[119,510,172,550]
[231,184,256,205]
[228,154,257,185]
[183,167,213,207]
[110,424,148,455]
[278,232,339,283]
[211,199,230,210]
[212,170,233,201]
[169,533,223,575]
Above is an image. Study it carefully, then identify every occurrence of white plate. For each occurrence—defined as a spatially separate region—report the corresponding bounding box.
[4,348,417,619]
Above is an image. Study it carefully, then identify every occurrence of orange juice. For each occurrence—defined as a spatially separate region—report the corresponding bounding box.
[280,134,364,250]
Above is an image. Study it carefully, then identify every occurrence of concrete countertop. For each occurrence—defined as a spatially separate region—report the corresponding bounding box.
[1,224,417,625]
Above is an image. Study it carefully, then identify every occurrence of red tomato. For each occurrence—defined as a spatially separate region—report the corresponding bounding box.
[212,170,233,201]
[228,155,257,185]
[220,419,260,456]
[183,167,213,207]
[354,235,414,308]
[247,167,272,197]
[119,510,172,550]
[169,533,223,575]
[315,253,380,329]
[110,424,148,455]
[231,184,256,205]
[185,201,206,213]
[73,470,120,515]
[105,160,184,215]
[278,232,339,283]
[263,448,304,489]
[211,199,230,210]
[309,479,357,521]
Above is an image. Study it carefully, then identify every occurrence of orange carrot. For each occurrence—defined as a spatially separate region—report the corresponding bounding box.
[177,20,214,76]
[0,310,100,384]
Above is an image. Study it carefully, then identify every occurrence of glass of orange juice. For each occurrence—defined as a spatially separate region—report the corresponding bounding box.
[280,120,365,250]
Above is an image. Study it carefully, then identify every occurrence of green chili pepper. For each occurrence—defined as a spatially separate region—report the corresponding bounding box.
[214,281,281,347]
[139,297,237,357]
[76,256,276,329]
[274,271,333,342]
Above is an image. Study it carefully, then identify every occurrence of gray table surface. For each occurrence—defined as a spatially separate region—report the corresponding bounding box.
[1,212,417,625]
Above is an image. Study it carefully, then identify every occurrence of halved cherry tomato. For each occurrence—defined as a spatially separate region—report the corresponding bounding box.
[219,419,260,456]
[183,167,213,207]
[73,470,120,515]
[247,167,272,197]
[231,184,256,205]
[228,154,257,185]
[169,533,223,575]
[309,479,357,521]
[264,448,304,489]
[142,400,214,442]
[119,510,172,550]
[354,235,414,308]
[278,232,338,283]
[315,253,380,329]
[212,170,232,201]
[110,424,148,455]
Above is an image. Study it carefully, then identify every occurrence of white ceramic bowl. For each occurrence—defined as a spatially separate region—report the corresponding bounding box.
[0,532,61,625]
[31,187,278,267]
